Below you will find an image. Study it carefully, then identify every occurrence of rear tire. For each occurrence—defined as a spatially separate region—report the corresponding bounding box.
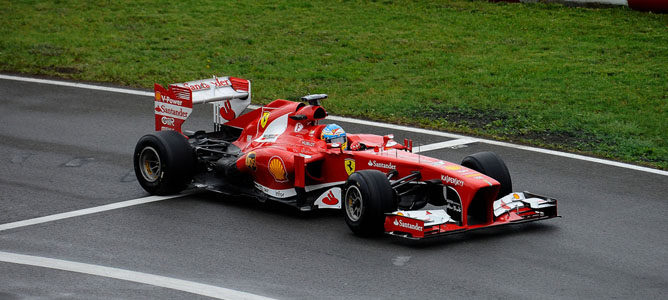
[134,131,195,195]
[343,170,396,236]
[461,151,512,199]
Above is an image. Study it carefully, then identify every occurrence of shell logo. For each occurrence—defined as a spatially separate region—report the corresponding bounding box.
[268,156,288,182]
[154,91,161,102]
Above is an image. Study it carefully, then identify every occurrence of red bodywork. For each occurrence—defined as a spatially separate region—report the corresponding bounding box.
[224,99,503,226]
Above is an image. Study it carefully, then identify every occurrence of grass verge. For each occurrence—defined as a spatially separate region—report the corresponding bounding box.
[1,0,666,169]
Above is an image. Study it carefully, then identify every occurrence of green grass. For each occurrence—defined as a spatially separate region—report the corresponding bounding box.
[2,0,667,169]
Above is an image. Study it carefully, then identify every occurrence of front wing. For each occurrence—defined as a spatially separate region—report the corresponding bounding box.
[384,192,559,240]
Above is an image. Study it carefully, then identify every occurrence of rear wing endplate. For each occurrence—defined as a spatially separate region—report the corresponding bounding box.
[153,76,251,132]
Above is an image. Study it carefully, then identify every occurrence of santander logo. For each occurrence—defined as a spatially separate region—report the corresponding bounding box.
[219,100,235,121]
[367,160,396,170]
[156,105,189,118]
[322,190,339,205]
[393,218,423,231]
[315,188,342,208]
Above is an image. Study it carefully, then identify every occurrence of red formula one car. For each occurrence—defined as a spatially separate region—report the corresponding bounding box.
[134,76,558,239]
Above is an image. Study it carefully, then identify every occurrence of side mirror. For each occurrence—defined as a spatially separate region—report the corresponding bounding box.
[382,134,394,149]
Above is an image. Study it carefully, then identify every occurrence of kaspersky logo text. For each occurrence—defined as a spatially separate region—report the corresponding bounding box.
[441,175,464,186]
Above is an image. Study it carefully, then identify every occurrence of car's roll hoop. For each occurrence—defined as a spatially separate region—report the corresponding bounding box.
[301,94,327,106]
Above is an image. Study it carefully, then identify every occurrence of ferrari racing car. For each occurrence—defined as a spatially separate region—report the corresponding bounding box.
[134,76,558,239]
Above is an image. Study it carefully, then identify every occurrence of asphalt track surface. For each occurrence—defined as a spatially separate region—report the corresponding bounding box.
[0,76,666,299]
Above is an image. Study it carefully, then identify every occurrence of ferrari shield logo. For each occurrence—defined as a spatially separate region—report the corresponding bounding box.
[260,111,271,128]
[344,158,356,176]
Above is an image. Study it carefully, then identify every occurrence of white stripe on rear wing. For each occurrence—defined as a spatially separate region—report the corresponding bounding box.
[171,76,249,104]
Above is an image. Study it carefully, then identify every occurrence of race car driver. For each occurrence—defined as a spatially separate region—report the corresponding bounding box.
[321,123,347,150]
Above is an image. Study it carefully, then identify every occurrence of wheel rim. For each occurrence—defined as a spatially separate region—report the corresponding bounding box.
[345,186,363,222]
[139,146,161,183]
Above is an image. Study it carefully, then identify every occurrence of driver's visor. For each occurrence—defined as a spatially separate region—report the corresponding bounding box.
[329,136,346,144]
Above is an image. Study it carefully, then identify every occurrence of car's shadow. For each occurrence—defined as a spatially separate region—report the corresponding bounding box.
[185,190,342,220]
[182,190,560,248]
[390,222,561,248]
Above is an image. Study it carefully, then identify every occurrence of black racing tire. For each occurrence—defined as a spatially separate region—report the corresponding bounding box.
[461,151,512,199]
[133,131,195,195]
[343,170,396,236]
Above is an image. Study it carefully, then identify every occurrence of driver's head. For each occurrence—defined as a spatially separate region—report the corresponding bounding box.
[321,123,347,149]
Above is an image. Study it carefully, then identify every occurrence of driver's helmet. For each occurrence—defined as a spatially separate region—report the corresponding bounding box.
[321,123,347,149]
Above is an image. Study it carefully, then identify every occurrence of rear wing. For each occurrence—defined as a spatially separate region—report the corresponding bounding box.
[153,76,251,132]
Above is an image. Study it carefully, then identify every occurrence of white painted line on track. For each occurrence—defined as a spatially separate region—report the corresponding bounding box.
[0,194,188,232]
[480,139,668,176]
[2,74,666,176]
[0,251,273,300]
[327,115,467,140]
[413,138,478,153]
[0,74,153,97]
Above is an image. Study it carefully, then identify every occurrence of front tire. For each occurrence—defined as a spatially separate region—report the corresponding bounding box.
[461,151,512,199]
[343,170,396,236]
[133,131,195,195]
